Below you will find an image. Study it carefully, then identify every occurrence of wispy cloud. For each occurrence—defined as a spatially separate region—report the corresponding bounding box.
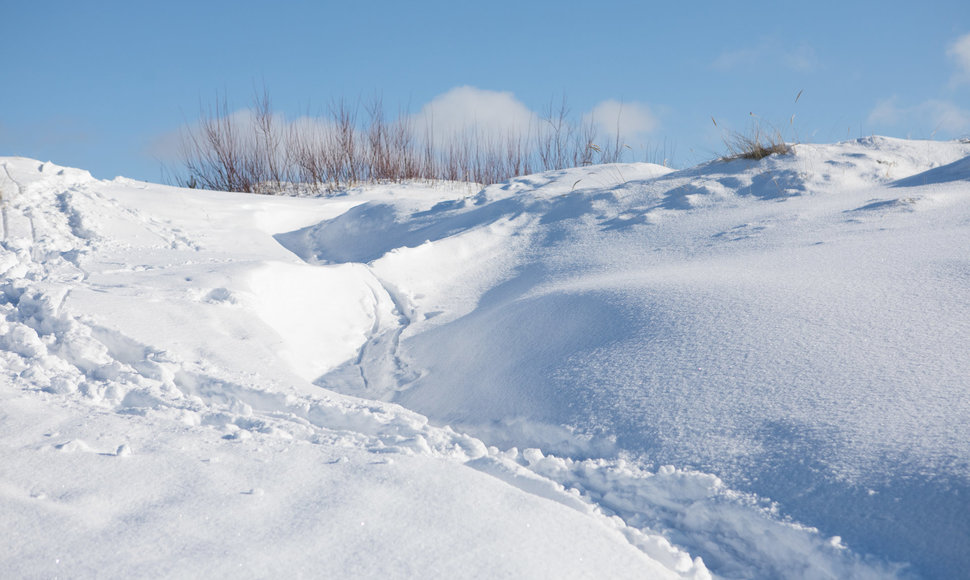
[712,41,819,73]
[145,127,184,162]
[868,34,970,139]
[782,45,819,73]
[712,47,760,72]
[867,98,903,126]
[947,32,970,86]
[868,97,970,137]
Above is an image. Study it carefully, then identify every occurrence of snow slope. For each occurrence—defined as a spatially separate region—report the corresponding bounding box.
[2,137,968,578]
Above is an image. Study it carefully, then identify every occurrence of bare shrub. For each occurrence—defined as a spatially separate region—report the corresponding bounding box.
[289,116,332,193]
[176,89,643,194]
[331,98,361,186]
[537,96,574,172]
[252,88,289,192]
[178,94,251,192]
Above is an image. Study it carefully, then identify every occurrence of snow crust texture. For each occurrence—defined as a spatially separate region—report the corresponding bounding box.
[2,137,968,579]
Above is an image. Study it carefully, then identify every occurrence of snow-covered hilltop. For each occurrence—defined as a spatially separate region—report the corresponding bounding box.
[2,136,969,578]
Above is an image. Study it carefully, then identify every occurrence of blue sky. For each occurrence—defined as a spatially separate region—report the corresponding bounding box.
[2,0,969,182]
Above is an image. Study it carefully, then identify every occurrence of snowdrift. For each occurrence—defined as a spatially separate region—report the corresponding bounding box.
[2,136,969,578]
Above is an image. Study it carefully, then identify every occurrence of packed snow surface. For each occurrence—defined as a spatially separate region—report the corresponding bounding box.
[2,136,969,578]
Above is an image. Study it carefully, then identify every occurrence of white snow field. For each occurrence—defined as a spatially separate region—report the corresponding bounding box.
[1,136,968,578]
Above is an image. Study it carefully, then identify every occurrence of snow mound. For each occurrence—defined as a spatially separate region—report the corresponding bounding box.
[4,139,969,578]
[892,153,970,187]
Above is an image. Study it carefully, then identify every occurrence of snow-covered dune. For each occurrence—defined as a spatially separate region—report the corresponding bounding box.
[2,137,968,578]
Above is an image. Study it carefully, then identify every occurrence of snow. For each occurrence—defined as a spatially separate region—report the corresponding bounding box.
[2,138,969,578]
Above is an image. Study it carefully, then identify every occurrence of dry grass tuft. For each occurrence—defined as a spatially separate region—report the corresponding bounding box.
[722,126,792,160]
[713,94,802,162]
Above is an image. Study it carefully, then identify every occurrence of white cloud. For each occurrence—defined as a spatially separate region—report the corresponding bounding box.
[868,97,903,126]
[412,88,661,152]
[151,88,665,166]
[868,97,970,136]
[410,86,536,144]
[147,107,293,163]
[584,100,657,143]
[947,32,970,85]
[148,89,538,164]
